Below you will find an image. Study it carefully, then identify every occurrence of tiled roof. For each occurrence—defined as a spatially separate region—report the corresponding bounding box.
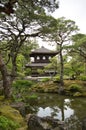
[31,46,58,54]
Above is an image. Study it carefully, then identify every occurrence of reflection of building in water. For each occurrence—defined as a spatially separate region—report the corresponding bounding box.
[25,46,58,76]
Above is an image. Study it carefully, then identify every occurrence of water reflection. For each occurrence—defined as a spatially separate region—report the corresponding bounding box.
[37,107,55,117]
[27,93,86,130]
[37,105,74,121]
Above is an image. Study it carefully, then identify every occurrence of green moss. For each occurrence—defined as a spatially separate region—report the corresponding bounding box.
[17,126,27,130]
[0,96,4,101]
[26,80,86,97]
[0,105,25,126]
[0,115,20,130]
[68,84,82,92]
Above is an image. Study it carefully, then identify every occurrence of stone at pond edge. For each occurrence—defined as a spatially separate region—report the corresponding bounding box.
[11,102,26,116]
[27,114,67,130]
[82,117,86,130]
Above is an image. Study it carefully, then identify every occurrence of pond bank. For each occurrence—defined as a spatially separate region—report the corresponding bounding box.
[0,96,27,130]
[0,78,86,129]
[30,79,86,97]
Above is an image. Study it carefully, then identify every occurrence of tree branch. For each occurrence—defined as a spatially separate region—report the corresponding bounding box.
[0,0,17,15]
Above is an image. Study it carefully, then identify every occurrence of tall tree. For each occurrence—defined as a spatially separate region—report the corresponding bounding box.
[0,0,59,98]
[40,17,78,89]
[70,34,86,75]
[71,34,86,59]
[0,52,12,98]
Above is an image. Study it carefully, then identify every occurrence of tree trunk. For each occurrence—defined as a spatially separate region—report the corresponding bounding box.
[58,47,64,94]
[0,53,12,98]
[59,49,64,86]
[11,55,17,81]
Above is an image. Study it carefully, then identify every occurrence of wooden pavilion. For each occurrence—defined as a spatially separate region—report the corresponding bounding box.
[25,46,58,76]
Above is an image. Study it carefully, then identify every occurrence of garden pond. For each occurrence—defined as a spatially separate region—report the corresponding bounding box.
[25,93,86,130]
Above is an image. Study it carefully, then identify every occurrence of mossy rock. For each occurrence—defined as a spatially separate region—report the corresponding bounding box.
[73,92,82,97]
[17,126,27,130]
[0,96,4,101]
[0,105,26,126]
[68,84,82,93]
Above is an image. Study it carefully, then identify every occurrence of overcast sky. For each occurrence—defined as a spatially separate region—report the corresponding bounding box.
[38,0,86,48]
[52,0,86,34]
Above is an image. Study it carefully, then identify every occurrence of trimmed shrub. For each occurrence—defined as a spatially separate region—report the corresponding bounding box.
[68,84,82,92]
[12,80,33,88]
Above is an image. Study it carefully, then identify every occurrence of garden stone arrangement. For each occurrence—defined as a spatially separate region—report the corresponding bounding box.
[27,114,67,130]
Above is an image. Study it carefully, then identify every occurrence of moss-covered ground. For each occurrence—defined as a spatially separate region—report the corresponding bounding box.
[30,79,86,97]
[0,79,86,130]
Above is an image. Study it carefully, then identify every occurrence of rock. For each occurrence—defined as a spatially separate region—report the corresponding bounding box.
[27,114,67,130]
[11,102,26,116]
[82,117,86,130]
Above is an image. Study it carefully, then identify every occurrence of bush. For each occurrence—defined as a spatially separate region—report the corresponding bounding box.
[40,77,50,82]
[12,80,34,100]
[24,68,32,76]
[79,76,86,81]
[0,116,20,130]
[12,80,33,88]
[24,94,38,104]
[53,75,60,82]
[17,72,25,79]
[68,84,82,92]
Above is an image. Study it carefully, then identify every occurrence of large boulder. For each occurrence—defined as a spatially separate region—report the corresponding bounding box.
[27,114,67,130]
[82,117,86,130]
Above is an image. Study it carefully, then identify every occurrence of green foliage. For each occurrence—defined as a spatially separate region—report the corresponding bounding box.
[45,17,79,85]
[12,80,34,101]
[24,68,32,76]
[24,94,38,104]
[40,77,50,82]
[37,69,45,75]
[0,116,20,130]
[17,72,25,79]
[70,33,86,61]
[79,75,86,81]
[12,79,33,95]
[64,57,84,79]
[68,84,82,92]
[16,54,25,72]
[12,80,33,88]
[44,56,58,76]
[28,94,38,99]
[53,75,60,82]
